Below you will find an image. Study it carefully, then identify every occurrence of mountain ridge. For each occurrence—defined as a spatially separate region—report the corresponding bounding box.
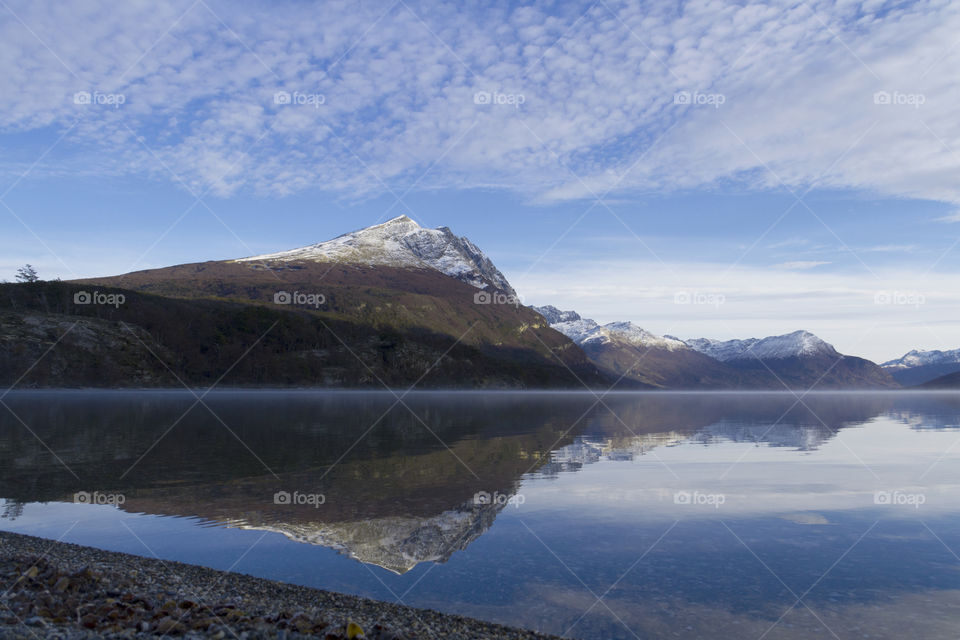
[533,306,687,351]
[881,348,960,386]
[534,306,897,390]
[882,348,960,369]
[684,330,838,361]
[236,215,517,296]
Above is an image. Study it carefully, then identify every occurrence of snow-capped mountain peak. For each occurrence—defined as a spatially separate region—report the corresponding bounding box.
[534,305,583,324]
[601,321,688,350]
[236,215,516,295]
[881,348,960,370]
[684,330,837,362]
[533,307,687,351]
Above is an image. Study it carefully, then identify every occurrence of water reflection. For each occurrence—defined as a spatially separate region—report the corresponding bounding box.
[0,393,945,558]
[2,391,960,638]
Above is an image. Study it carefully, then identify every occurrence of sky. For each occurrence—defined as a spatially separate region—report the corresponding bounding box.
[2,0,960,362]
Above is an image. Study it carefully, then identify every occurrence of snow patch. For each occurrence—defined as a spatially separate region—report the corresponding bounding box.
[882,348,960,370]
[684,330,837,361]
[236,215,516,295]
[533,307,688,351]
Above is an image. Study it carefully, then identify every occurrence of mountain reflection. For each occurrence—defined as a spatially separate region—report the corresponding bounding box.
[0,390,950,572]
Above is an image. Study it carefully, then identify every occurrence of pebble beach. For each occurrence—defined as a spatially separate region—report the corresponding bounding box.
[0,531,559,640]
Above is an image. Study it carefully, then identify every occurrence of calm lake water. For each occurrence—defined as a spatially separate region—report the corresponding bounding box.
[2,390,960,638]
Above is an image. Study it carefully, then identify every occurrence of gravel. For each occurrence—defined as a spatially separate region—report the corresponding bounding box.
[0,531,560,640]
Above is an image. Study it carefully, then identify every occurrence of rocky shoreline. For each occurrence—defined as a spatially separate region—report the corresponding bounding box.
[0,531,559,640]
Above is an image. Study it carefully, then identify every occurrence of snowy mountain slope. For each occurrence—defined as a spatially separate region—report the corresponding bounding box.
[881,348,960,386]
[533,306,687,351]
[603,321,688,351]
[237,215,516,296]
[532,306,734,389]
[882,348,960,370]
[534,305,582,324]
[684,331,838,361]
[681,330,895,388]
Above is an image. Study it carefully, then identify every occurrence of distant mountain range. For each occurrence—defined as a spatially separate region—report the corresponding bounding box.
[880,349,960,386]
[684,331,837,361]
[534,306,897,390]
[1,215,957,389]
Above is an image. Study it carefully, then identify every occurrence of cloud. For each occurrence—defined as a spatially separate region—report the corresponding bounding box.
[1,0,960,210]
[766,238,809,250]
[859,245,919,253]
[773,261,831,270]
[935,210,960,223]
[511,257,960,362]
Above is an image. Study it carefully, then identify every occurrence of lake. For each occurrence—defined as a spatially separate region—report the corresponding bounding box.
[2,390,959,639]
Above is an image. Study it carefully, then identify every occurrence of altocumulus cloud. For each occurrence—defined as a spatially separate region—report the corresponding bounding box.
[2,0,960,207]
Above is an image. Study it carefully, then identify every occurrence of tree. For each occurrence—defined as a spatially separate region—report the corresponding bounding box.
[1,499,24,521]
[14,264,39,283]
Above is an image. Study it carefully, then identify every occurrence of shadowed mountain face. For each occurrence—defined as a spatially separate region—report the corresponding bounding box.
[714,351,899,390]
[918,371,960,389]
[580,341,742,389]
[0,277,605,389]
[0,391,906,573]
[78,260,543,354]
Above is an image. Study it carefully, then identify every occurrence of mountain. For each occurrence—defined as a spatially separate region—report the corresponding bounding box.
[682,330,897,389]
[0,280,602,389]
[0,216,905,390]
[684,331,838,362]
[535,307,898,390]
[535,306,687,351]
[533,306,744,389]
[1,219,609,389]
[881,348,960,386]
[237,215,516,296]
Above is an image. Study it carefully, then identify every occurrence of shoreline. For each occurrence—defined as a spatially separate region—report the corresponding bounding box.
[0,530,560,639]
[0,387,945,394]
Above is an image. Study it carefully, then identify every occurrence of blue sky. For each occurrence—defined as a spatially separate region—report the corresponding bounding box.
[2,0,960,361]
